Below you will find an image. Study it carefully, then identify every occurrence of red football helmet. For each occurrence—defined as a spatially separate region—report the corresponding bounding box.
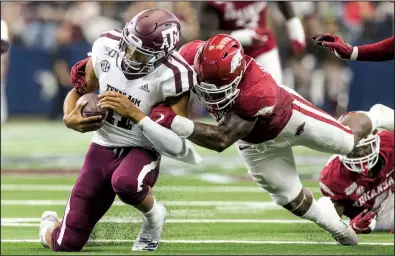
[193,34,246,117]
[119,8,181,75]
[178,40,205,66]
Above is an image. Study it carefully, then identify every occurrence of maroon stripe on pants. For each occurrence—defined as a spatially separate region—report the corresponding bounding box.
[163,60,182,93]
[291,103,353,134]
[173,55,194,89]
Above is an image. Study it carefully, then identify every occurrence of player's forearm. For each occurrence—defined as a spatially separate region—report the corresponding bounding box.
[63,89,81,115]
[137,116,186,155]
[170,114,255,153]
[188,122,232,152]
[277,2,296,20]
[136,117,202,164]
[356,36,394,62]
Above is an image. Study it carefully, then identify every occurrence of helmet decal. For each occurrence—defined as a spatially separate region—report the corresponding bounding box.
[160,26,180,52]
[230,50,243,73]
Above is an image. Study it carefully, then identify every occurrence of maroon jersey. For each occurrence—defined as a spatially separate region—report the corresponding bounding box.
[319,130,395,219]
[208,1,277,58]
[230,56,293,143]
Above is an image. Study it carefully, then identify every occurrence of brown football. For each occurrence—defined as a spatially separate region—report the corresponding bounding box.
[76,93,108,120]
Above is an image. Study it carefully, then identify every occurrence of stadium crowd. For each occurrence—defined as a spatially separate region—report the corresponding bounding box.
[1,1,394,118]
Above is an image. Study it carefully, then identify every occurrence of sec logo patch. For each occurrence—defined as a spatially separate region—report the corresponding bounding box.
[101,60,110,72]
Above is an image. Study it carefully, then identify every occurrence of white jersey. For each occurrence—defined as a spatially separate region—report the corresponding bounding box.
[90,29,196,148]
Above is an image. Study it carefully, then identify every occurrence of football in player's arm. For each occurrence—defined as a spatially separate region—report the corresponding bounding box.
[312,34,394,62]
[43,9,201,253]
[65,56,198,161]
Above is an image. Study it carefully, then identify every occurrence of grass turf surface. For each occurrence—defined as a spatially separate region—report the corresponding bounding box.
[1,174,394,255]
[1,120,394,255]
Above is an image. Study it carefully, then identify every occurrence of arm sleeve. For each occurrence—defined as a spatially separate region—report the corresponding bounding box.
[136,117,202,165]
[357,36,394,61]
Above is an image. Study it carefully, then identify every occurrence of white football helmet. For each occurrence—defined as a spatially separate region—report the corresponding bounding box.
[340,133,381,176]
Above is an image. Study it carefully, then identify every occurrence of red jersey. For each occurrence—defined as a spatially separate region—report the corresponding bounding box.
[208,1,277,58]
[319,131,395,219]
[179,43,294,144]
[230,56,293,143]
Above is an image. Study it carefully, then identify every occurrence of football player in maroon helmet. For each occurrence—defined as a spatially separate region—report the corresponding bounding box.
[39,9,201,252]
[124,34,394,245]
[312,34,394,62]
[320,128,394,234]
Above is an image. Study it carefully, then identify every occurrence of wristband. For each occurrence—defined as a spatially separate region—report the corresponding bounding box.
[171,115,194,138]
[286,17,305,42]
[350,46,358,60]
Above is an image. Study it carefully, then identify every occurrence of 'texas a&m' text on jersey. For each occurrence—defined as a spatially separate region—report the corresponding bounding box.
[91,29,196,148]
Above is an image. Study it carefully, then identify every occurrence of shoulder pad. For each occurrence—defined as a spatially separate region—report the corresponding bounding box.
[161,52,197,99]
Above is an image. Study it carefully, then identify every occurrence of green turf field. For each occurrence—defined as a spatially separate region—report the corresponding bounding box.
[1,120,394,255]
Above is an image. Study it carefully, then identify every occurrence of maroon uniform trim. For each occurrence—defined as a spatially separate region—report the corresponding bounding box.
[172,55,194,89]
[100,32,121,41]
[163,60,182,94]
[291,103,353,134]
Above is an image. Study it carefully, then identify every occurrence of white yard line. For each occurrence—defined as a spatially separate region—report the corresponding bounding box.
[0,239,392,246]
[1,218,311,225]
[1,184,320,193]
[1,200,281,208]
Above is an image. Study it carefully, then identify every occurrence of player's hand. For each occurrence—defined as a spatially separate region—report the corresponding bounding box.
[350,209,377,234]
[286,17,306,55]
[150,103,177,129]
[311,34,353,60]
[70,57,90,93]
[98,91,145,123]
[63,100,104,133]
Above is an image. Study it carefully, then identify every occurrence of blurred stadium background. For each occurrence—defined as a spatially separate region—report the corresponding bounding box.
[1,1,394,255]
